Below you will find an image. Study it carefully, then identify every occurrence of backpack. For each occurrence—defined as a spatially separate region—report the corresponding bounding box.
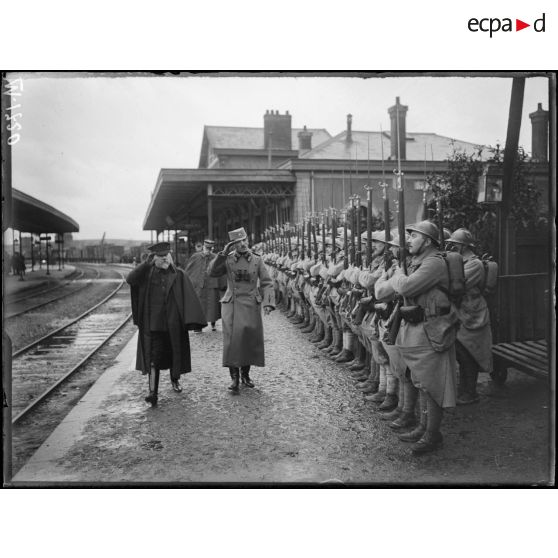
[439,251,466,304]
[480,254,498,296]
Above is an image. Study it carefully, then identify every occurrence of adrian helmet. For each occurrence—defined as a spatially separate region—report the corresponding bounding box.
[405,221,440,246]
[447,228,476,248]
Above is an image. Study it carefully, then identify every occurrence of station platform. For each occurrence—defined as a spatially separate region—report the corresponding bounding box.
[9,310,552,485]
[4,265,76,299]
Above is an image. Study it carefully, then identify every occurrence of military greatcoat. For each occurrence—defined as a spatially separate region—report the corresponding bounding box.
[127,261,207,378]
[184,251,226,323]
[391,246,458,408]
[456,255,493,373]
[208,249,275,368]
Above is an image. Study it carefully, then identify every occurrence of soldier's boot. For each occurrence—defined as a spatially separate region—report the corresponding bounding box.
[355,356,375,386]
[381,377,405,421]
[286,300,296,318]
[301,312,316,333]
[310,320,325,343]
[228,367,240,394]
[412,392,443,454]
[299,305,312,329]
[378,374,399,412]
[400,389,428,442]
[170,371,182,393]
[145,367,160,406]
[364,363,387,402]
[327,328,343,356]
[351,351,371,379]
[389,379,418,430]
[317,326,332,349]
[457,366,480,405]
[240,366,255,388]
[334,331,354,363]
[349,342,367,371]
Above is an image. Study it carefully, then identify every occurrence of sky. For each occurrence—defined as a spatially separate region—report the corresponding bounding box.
[9,73,549,241]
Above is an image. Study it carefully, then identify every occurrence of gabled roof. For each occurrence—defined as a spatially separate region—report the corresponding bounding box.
[199,125,331,167]
[299,130,490,161]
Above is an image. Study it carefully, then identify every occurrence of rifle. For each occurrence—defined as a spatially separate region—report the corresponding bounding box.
[343,209,348,270]
[364,183,373,267]
[330,209,337,264]
[385,107,406,345]
[380,124,392,271]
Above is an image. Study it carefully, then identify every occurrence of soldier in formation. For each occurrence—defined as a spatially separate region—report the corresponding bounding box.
[261,215,493,455]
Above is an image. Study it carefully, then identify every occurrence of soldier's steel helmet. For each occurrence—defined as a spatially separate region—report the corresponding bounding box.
[406,221,440,245]
[447,228,476,247]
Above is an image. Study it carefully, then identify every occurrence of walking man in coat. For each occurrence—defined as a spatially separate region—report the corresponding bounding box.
[127,242,207,407]
[184,239,226,332]
[208,227,275,393]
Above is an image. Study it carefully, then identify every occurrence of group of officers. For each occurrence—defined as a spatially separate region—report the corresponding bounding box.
[261,219,494,455]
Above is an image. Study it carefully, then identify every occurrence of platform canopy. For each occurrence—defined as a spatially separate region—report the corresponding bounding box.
[143,168,296,233]
[12,188,79,234]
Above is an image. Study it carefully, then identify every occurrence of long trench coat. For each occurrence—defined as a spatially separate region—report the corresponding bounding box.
[456,254,493,373]
[208,249,275,368]
[127,262,207,378]
[389,247,458,408]
[184,251,226,323]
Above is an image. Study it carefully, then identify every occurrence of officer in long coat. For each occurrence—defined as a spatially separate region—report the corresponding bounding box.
[446,228,493,405]
[386,221,458,454]
[208,227,275,393]
[127,242,207,406]
[184,239,226,332]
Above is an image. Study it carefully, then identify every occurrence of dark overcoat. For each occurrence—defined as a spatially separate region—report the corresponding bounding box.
[208,250,275,368]
[184,251,226,323]
[127,261,207,377]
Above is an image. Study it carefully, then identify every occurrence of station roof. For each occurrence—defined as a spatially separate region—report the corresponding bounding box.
[298,130,489,161]
[12,188,80,234]
[199,126,331,167]
[143,168,296,232]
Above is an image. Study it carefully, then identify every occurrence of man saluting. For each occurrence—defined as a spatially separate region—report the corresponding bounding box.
[208,228,275,393]
[127,241,206,407]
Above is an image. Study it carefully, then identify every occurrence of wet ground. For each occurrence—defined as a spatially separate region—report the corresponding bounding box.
[11,309,553,485]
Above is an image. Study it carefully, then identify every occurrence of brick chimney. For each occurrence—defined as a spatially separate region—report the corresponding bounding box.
[297,125,313,152]
[346,114,353,143]
[529,102,549,162]
[264,110,292,150]
[388,97,408,160]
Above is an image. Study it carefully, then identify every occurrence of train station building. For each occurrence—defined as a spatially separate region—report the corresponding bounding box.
[144,97,550,269]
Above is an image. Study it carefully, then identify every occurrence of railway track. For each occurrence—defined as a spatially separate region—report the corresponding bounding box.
[11,271,133,425]
[4,267,96,319]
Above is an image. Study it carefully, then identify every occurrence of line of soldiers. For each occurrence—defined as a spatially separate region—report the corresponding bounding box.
[258,218,495,455]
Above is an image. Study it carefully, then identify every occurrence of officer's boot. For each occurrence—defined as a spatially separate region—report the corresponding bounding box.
[335,330,355,363]
[228,367,240,393]
[170,371,182,392]
[145,367,160,406]
[400,389,427,442]
[412,392,443,454]
[240,366,255,388]
[317,326,332,349]
[378,373,399,412]
[365,363,387,402]
[381,374,405,421]
[389,378,418,430]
